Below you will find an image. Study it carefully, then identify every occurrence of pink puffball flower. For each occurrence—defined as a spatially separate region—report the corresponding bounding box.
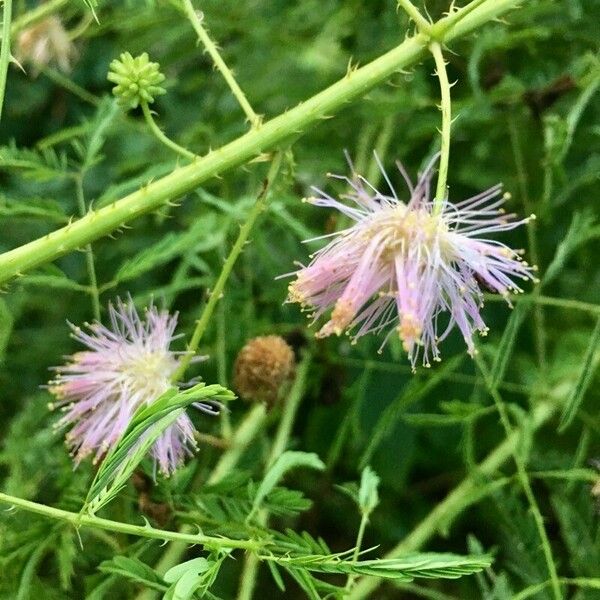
[286,156,537,370]
[49,299,200,476]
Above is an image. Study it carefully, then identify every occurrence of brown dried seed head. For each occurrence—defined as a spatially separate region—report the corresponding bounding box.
[233,336,295,406]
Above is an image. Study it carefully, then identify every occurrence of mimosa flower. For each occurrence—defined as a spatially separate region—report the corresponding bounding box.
[48,299,213,476]
[286,156,536,369]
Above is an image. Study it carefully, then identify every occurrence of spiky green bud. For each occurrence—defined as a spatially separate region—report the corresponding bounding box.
[107,52,166,110]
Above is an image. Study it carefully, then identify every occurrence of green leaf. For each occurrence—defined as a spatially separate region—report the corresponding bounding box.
[249,451,325,519]
[83,383,235,515]
[99,556,166,592]
[559,316,600,431]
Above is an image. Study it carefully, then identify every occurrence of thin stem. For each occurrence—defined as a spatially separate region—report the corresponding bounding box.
[40,65,101,106]
[141,101,196,160]
[75,174,101,321]
[0,491,263,550]
[0,0,525,285]
[181,0,260,128]
[347,399,557,600]
[10,0,70,35]
[430,41,451,211]
[345,513,369,592]
[237,353,313,600]
[475,358,562,600]
[172,152,283,380]
[0,0,13,123]
[397,0,431,33]
[484,293,600,316]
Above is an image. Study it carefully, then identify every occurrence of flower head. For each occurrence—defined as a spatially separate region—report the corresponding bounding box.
[16,16,77,74]
[107,52,166,109]
[49,299,201,476]
[233,336,295,406]
[286,156,536,370]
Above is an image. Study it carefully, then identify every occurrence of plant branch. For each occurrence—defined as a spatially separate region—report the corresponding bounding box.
[0,0,523,285]
[181,0,260,128]
[430,41,451,210]
[141,101,196,160]
[397,0,431,33]
[172,152,283,380]
[0,491,264,550]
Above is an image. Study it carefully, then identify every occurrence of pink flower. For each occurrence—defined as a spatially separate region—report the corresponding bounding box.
[286,156,536,370]
[49,299,199,476]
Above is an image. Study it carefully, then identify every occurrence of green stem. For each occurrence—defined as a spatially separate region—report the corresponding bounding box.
[10,0,70,35]
[237,353,313,600]
[40,65,101,106]
[0,0,522,285]
[484,293,600,316]
[172,153,283,380]
[430,41,451,210]
[345,513,369,592]
[397,0,431,33]
[475,358,562,600]
[0,0,12,123]
[181,0,260,128]
[75,174,101,321]
[347,399,557,600]
[141,101,196,160]
[0,491,263,550]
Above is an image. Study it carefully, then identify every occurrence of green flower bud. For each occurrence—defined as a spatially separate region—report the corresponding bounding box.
[107,52,166,110]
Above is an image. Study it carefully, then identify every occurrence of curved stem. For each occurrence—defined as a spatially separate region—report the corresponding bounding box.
[430,41,451,211]
[141,101,196,160]
[0,0,13,123]
[181,0,260,128]
[0,0,523,285]
[0,491,263,550]
[172,152,283,380]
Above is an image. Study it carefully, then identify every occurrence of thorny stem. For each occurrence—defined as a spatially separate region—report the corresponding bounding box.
[397,0,431,34]
[172,152,283,380]
[475,359,562,600]
[181,0,261,128]
[141,101,197,160]
[75,174,101,321]
[0,0,12,123]
[0,0,525,285]
[0,492,264,550]
[430,41,451,211]
[348,399,558,600]
[237,353,313,600]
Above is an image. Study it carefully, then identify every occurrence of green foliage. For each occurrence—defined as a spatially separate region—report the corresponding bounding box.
[1,0,599,598]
